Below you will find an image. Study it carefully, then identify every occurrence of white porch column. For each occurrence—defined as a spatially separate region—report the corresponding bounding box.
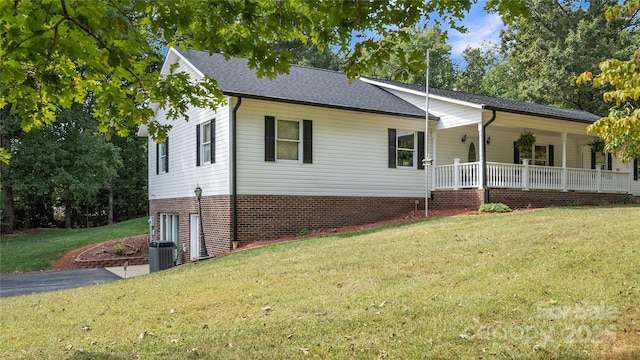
[453,158,460,190]
[431,131,437,191]
[477,123,485,190]
[561,132,568,192]
[522,159,530,191]
[628,162,632,194]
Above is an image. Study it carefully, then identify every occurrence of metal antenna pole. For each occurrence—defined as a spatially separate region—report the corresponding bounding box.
[425,49,430,218]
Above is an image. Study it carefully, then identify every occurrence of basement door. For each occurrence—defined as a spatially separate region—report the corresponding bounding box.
[189,214,200,260]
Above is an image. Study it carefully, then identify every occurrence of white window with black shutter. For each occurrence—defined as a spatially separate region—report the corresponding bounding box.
[513,142,554,166]
[590,150,612,170]
[388,129,425,170]
[264,116,312,163]
[196,120,215,166]
[156,138,169,174]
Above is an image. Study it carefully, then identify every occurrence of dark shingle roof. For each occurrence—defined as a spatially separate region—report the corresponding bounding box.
[367,79,600,124]
[177,48,433,119]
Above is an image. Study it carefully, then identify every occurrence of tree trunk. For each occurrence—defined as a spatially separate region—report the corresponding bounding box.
[0,133,15,233]
[108,179,114,225]
[0,174,15,233]
[65,198,72,229]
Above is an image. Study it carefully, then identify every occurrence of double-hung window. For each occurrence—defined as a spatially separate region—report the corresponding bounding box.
[534,145,547,166]
[518,144,554,166]
[396,130,416,168]
[264,116,312,163]
[196,120,215,166]
[277,119,301,161]
[157,139,169,174]
[202,122,212,163]
[388,129,425,169]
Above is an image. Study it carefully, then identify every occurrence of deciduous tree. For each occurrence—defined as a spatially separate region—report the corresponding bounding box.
[497,0,638,115]
[1,0,528,162]
[577,0,640,162]
[363,26,456,89]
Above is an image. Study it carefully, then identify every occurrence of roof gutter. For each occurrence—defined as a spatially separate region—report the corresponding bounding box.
[231,97,242,248]
[481,109,497,203]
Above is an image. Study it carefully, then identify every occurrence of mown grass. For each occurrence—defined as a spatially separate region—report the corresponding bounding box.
[0,217,148,273]
[1,207,639,359]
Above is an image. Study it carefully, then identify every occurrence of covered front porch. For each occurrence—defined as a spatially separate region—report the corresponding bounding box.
[432,159,631,194]
[426,114,635,196]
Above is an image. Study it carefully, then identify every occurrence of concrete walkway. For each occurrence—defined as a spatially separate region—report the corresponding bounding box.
[0,265,149,298]
[105,264,149,278]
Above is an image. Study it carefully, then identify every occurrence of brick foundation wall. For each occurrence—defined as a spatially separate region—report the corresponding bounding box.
[151,194,424,253]
[488,189,633,209]
[428,188,634,210]
[149,195,232,261]
[235,195,424,245]
[428,189,484,210]
[151,191,634,255]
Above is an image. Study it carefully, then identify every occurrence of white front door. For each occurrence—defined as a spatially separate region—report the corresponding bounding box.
[189,214,199,260]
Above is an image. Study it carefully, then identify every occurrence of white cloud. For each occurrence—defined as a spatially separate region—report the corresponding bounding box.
[447,12,504,58]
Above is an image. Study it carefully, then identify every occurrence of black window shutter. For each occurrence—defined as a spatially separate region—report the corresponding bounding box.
[417,131,425,170]
[513,142,520,164]
[607,153,612,170]
[548,145,554,167]
[211,119,216,163]
[265,116,275,161]
[388,129,396,168]
[164,137,169,173]
[591,150,596,169]
[156,143,159,174]
[196,124,201,166]
[303,120,312,164]
[634,158,638,181]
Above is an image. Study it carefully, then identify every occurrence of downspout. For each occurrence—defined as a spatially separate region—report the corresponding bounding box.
[481,109,496,203]
[231,97,242,249]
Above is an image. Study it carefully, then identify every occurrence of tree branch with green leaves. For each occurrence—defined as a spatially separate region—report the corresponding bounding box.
[0,0,528,164]
[576,0,640,162]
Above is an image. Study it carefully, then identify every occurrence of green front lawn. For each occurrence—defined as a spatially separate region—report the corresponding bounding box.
[1,207,639,359]
[0,217,148,273]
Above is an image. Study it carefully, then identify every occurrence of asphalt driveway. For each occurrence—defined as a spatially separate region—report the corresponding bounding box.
[0,268,121,297]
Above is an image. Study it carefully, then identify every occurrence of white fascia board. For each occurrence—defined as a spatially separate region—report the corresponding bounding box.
[360,77,485,110]
[161,47,205,79]
[429,94,484,110]
[359,77,427,97]
[136,124,149,137]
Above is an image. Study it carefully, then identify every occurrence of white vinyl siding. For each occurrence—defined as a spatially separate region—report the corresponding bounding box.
[147,55,231,200]
[236,98,429,197]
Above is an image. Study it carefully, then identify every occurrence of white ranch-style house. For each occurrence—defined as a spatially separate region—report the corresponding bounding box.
[140,48,640,261]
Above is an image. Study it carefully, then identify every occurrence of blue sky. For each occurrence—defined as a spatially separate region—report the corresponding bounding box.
[442,1,505,64]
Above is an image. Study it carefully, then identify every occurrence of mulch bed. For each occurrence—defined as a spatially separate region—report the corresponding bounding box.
[55,235,149,270]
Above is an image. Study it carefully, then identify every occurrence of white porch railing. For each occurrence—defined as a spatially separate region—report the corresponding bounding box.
[434,159,480,190]
[434,160,630,193]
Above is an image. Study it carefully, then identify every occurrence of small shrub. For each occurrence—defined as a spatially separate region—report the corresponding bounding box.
[594,199,608,206]
[113,243,125,256]
[478,203,511,213]
[620,195,638,204]
[567,201,582,207]
[299,228,309,236]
